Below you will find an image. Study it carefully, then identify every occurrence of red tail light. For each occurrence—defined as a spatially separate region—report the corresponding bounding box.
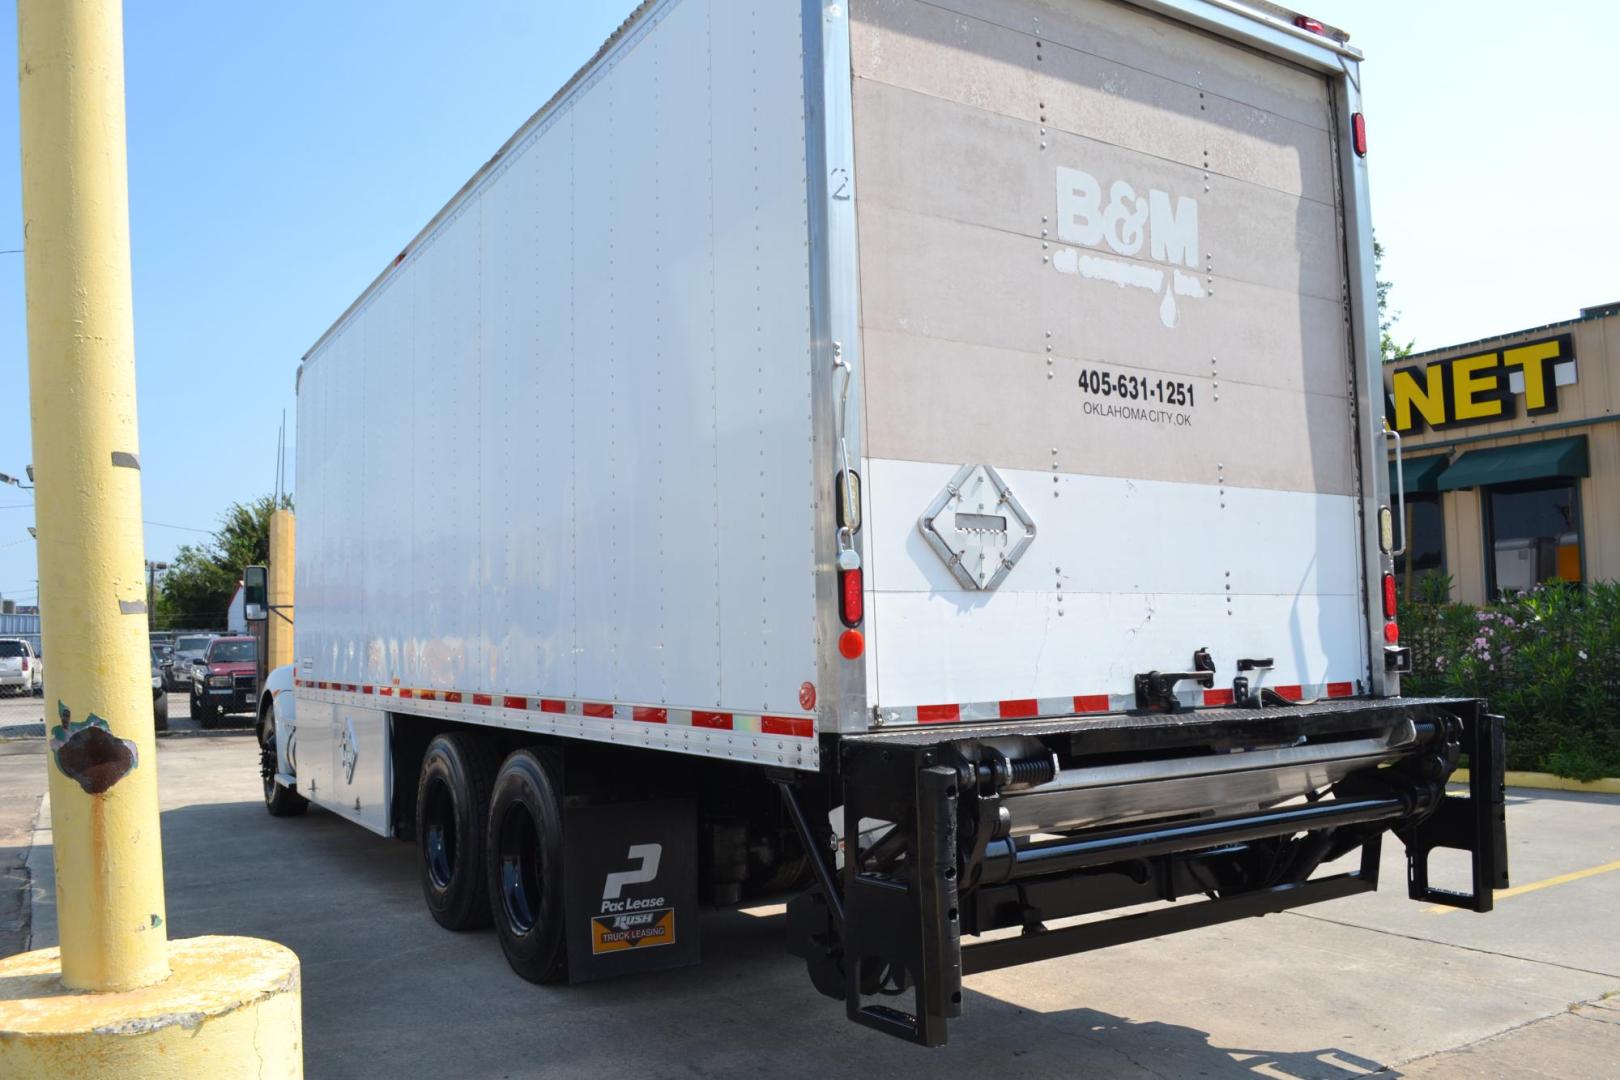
[839,567,863,627]
[838,629,865,660]
[1293,15,1325,33]
[1352,113,1367,157]
[19,657,27,672]
[1382,573,1397,619]
[1383,621,1400,644]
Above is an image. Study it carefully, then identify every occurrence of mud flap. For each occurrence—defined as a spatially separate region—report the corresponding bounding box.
[564,798,700,982]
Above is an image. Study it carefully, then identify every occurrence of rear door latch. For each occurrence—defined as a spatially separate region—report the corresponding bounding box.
[1134,648,1216,712]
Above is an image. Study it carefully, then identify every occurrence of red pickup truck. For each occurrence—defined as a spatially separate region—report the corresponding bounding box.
[189,635,257,728]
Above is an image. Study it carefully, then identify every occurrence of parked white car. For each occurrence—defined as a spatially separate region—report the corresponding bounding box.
[0,638,41,696]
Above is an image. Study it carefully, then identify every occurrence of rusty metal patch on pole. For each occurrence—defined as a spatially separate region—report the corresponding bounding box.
[49,701,138,795]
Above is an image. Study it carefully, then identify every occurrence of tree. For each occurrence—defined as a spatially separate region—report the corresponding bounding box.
[1374,235,1413,361]
[154,495,292,630]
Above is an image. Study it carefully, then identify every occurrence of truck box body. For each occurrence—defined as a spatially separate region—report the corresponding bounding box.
[295,0,1381,792]
[278,0,1506,1045]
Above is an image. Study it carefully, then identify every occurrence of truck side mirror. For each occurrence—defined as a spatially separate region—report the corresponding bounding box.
[244,565,268,622]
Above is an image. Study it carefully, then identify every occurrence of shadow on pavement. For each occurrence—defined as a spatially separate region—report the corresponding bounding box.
[100,796,1400,1078]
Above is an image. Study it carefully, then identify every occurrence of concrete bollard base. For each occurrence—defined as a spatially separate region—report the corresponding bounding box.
[0,935,302,1078]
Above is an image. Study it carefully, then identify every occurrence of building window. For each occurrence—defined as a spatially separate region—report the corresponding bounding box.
[1396,494,1445,592]
[1484,480,1582,598]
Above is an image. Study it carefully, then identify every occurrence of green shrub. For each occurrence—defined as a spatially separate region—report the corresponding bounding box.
[1401,575,1620,781]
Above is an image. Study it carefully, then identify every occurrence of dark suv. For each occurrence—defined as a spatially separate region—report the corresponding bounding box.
[189,636,257,728]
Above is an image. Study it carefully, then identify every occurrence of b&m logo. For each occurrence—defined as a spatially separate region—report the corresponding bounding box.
[1051,166,1205,328]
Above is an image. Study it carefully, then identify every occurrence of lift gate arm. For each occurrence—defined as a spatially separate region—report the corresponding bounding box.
[786,697,1507,1046]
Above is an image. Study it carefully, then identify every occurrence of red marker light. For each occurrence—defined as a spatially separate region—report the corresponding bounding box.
[838,629,865,660]
[1352,113,1367,157]
[838,567,863,627]
[1293,15,1325,34]
[1382,572,1397,619]
[1383,621,1400,645]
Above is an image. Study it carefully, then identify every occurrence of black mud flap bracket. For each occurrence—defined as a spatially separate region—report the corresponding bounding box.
[1398,706,1509,911]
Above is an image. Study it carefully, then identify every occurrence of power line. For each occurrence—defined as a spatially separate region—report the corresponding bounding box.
[143,519,212,534]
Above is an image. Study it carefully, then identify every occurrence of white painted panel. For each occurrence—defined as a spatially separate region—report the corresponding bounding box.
[526,122,581,699]
[710,1,819,714]
[650,0,722,710]
[872,587,1363,708]
[477,116,576,698]
[413,211,479,692]
[380,267,418,689]
[866,454,1364,706]
[331,321,361,686]
[751,0,820,713]
[569,60,621,702]
[322,703,391,836]
[361,271,401,689]
[296,0,817,765]
[612,23,668,706]
[866,458,1359,599]
[293,696,334,806]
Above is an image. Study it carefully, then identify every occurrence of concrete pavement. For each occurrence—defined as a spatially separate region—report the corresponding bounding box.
[3,717,1618,1077]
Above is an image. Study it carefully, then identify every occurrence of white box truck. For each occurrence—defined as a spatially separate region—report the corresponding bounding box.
[256,0,1507,1045]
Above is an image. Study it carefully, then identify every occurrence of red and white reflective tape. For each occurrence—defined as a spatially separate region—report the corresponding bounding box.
[880,681,1356,727]
[292,680,815,738]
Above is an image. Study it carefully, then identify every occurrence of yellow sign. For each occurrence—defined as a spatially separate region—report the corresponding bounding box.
[1387,333,1575,433]
[590,908,676,954]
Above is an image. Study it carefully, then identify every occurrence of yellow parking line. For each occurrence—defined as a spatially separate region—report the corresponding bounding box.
[1427,858,1620,914]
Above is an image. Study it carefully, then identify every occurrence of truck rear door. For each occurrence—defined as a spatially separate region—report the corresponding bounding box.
[849,0,1370,718]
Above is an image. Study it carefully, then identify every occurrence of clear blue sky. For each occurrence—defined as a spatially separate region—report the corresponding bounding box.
[1,1,1616,609]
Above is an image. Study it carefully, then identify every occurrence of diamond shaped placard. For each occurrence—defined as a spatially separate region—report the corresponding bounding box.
[917,464,1036,591]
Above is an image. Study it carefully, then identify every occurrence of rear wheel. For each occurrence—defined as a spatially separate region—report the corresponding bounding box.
[260,701,308,817]
[153,692,169,732]
[486,749,568,984]
[417,733,498,930]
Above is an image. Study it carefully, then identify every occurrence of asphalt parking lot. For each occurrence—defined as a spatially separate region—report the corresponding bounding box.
[2,694,1618,1078]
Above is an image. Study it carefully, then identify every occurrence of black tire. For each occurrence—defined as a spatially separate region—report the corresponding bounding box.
[196,695,218,729]
[153,692,169,732]
[486,749,568,984]
[260,700,308,818]
[417,732,498,931]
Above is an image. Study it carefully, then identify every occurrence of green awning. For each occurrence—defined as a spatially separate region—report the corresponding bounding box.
[1436,435,1589,492]
[1389,455,1450,494]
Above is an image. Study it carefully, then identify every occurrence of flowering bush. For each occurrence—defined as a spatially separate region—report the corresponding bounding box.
[1401,576,1620,781]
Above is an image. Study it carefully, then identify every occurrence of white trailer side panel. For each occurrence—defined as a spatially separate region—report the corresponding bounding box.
[296,0,820,772]
[850,0,1371,715]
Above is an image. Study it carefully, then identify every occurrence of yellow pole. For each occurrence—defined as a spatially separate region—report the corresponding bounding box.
[3,2,303,1073]
[268,510,296,671]
[16,0,168,993]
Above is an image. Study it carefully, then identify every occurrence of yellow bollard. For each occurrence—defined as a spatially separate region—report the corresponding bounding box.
[0,1,302,1073]
[267,510,296,671]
